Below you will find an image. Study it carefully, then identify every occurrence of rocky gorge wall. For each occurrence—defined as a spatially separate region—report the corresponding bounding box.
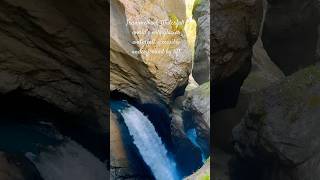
[110,0,212,179]
[0,0,108,133]
[213,0,320,180]
[110,0,192,105]
[211,0,263,112]
[0,0,109,180]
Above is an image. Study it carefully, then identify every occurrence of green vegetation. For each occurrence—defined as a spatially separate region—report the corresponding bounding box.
[199,173,210,180]
[192,0,202,15]
[168,13,184,33]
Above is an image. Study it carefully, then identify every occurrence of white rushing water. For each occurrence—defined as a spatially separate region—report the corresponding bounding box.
[26,140,108,180]
[119,104,179,180]
[186,128,206,163]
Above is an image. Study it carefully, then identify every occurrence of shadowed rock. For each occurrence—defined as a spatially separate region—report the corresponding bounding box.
[233,65,320,180]
[262,0,320,75]
[212,0,263,111]
[0,0,108,133]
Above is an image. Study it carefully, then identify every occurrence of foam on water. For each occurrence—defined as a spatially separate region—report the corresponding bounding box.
[119,104,179,180]
[186,128,206,163]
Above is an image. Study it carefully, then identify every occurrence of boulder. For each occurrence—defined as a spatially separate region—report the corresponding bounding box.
[171,82,210,176]
[182,82,210,155]
[233,66,320,180]
[262,0,320,75]
[171,107,204,177]
[243,37,285,93]
[110,0,192,104]
[192,0,210,84]
[212,0,263,111]
[0,0,108,133]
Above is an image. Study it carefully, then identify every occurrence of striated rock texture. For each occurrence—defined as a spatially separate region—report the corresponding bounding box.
[233,66,320,180]
[212,0,263,111]
[192,0,210,84]
[110,0,192,104]
[0,0,108,132]
[262,0,320,75]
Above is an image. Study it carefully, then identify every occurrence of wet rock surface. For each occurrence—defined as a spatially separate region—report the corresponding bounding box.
[110,112,152,179]
[171,82,210,177]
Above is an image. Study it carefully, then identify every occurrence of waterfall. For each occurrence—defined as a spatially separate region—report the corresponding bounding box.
[26,139,108,180]
[117,102,179,180]
[186,128,206,163]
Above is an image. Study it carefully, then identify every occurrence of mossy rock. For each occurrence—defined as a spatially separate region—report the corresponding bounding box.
[192,0,202,15]
[168,13,184,32]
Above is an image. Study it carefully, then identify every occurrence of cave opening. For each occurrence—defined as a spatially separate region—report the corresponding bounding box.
[262,1,320,75]
[110,90,204,179]
[110,90,178,179]
[0,90,108,162]
[110,90,174,152]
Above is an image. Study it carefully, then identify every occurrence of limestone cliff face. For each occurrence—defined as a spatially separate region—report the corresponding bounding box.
[110,0,192,104]
[0,0,107,132]
[192,0,210,84]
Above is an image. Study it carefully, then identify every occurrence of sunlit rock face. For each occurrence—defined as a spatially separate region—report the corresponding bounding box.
[192,0,210,84]
[0,0,108,133]
[110,0,192,104]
